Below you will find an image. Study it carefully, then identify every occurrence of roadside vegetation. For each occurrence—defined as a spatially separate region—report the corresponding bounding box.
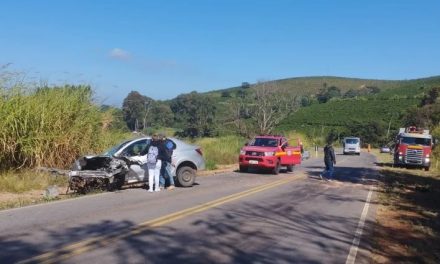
[193,135,246,170]
[0,84,129,170]
[372,150,440,263]
[0,169,69,210]
[0,69,130,197]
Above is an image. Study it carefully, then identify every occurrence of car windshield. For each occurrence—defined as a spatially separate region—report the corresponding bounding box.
[103,140,132,156]
[401,137,431,146]
[345,138,359,144]
[249,138,278,147]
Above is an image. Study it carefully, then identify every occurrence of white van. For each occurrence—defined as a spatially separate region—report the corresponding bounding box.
[342,137,361,155]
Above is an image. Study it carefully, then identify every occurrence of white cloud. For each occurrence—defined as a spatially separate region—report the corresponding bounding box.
[109,48,131,60]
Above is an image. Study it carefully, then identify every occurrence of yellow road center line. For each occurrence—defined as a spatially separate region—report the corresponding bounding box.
[20,176,299,264]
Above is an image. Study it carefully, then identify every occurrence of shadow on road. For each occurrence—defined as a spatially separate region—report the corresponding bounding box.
[0,201,375,264]
[1,179,377,264]
[4,156,437,263]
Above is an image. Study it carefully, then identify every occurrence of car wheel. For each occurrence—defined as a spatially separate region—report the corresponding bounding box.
[239,165,248,173]
[176,166,196,187]
[424,167,430,171]
[286,164,294,172]
[272,161,280,175]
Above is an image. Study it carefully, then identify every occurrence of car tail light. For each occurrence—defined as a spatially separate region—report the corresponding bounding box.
[195,148,203,156]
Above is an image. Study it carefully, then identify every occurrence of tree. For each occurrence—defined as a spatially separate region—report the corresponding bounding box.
[100,105,129,131]
[122,91,154,131]
[343,89,359,98]
[236,89,247,98]
[251,81,299,134]
[316,86,341,103]
[326,129,339,143]
[402,87,440,129]
[300,96,311,107]
[366,86,381,94]
[241,82,250,89]
[151,102,174,127]
[346,121,386,147]
[420,87,439,106]
[404,104,440,129]
[221,91,231,98]
[170,92,216,137]
[228,96,252,137]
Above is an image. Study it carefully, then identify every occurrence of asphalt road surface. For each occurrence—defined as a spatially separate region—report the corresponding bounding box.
[0,150,379,264]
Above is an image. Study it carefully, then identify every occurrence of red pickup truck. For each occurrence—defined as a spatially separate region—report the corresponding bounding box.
[238,135,302,174]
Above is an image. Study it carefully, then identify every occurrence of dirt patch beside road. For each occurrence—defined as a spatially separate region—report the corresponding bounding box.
[0,186,70,210]
[372,156,440,263]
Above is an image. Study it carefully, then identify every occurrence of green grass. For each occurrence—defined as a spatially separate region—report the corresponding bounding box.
[0,198,40,211]
[0,170,68,193]
[193,135,246,169]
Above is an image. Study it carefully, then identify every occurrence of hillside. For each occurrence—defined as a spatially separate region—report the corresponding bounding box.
[206,75,440,99]
[202,75,440,136]
[277,97,419,133]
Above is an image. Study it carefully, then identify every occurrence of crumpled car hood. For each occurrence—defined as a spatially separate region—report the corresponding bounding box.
[70,155,129,178]
[68,155,130,193]
[73,155,114,171]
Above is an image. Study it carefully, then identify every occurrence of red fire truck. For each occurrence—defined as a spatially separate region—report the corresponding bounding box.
[238,135,302,174]
[393,127,433,171]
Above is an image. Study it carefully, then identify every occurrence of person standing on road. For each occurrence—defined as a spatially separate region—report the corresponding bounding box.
[159,134,177,190]
[320,141,336,181]
[132,134,167,192]
[146,134,165,192]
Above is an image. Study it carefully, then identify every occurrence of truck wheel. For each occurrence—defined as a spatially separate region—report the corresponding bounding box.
[424,167,430,171]
[272,161,280,175]
[176,166,196,187]
[286,165,294,172]
[239,165,248,173]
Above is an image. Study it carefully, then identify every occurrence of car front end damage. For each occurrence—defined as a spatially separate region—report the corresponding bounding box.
[68,156,129,193]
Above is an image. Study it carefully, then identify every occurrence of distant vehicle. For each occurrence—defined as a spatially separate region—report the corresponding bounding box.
[342,137,361,155]
[68,137,205,193]
[393,127,433,171]
[380,146,391,153]
[238,135,302,174]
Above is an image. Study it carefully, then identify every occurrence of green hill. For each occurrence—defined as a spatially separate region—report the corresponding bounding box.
[203,75,440,136]
[165,75,440,138]
[277,97,419,133]
[207,75,440,99]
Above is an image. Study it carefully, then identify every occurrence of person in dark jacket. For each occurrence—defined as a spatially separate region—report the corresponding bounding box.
[320,141,336,181]
[159,134,177,190]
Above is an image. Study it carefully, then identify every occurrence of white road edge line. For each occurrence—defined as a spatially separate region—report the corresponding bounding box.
[345,186,374,264]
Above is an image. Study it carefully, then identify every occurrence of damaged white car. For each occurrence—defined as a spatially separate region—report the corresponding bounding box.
[68,137,205,193]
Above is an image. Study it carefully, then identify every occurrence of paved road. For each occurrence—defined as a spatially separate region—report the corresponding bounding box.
[0,150,379,264]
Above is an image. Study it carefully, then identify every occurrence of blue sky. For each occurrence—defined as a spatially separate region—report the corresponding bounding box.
[1,0,439,106]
